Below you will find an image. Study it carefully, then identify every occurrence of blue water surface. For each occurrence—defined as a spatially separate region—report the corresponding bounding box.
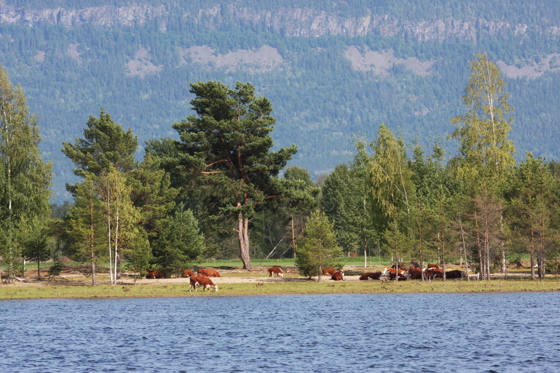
[1,292,559,372]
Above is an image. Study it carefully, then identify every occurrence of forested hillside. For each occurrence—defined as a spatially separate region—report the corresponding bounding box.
[1,0,559,201]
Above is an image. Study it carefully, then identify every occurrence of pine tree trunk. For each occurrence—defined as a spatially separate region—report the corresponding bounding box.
[238,212,252,270]
[90,199,97,286]
[91,260,96,287]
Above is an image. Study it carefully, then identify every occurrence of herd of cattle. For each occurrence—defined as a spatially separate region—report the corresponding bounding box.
[356,264,465,281]
[145,263,467,291]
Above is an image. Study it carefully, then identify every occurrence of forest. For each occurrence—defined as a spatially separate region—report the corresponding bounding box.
[0,52,559,285]
[0,0,560,201]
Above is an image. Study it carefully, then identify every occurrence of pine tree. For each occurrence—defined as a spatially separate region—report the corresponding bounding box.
[22,220,51,279]
[172,81,297,270]
[0,64,52,281]
[62,108,138,184]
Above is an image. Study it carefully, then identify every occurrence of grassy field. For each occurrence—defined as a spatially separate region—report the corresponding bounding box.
[2,257,559,300]
[1,275,559,300]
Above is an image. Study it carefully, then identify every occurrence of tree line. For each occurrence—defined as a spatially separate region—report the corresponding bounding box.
[1,53,559,284]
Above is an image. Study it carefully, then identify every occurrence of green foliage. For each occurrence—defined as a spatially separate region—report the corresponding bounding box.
[152,203,205,275]
[61,108,138,184]
[23,221,51,277]
[295,210,343,278]
[369,124,416,247]
[505,152,560,279]
[171,80,297,269]
[450,53,516,191]
[65,176,106,267]
[0,2,558,201]
[0,63,52,279]
[129,153,178,245]
[48,261,64,276]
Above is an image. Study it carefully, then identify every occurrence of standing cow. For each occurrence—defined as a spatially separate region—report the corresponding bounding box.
[268,267,284,277]
[189,275,218,292]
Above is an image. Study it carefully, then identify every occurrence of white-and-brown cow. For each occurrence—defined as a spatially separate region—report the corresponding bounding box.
[268,267,284,277]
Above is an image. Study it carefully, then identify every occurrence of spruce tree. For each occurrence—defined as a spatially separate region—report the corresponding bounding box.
[295,210,343,281]
[152,203,205,275]
[65,176,105,285]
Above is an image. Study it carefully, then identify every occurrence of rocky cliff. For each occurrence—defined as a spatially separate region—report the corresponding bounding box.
[0,3,557,42]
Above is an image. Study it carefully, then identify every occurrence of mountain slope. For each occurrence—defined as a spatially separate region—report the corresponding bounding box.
[1,0,559,201]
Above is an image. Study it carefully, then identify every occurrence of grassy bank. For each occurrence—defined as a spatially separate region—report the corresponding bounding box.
[1,277,559,300]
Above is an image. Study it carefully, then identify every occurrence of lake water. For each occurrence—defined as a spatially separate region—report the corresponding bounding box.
[1,292,559,372]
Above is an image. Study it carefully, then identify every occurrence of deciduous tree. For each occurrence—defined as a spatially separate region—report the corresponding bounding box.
[0,64,52,281]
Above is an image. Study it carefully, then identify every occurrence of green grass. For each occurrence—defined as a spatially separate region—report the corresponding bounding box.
[2,276,560,300]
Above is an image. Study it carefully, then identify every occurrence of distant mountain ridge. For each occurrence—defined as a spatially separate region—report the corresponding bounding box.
[2,2,559,40]
[0,0,559,201]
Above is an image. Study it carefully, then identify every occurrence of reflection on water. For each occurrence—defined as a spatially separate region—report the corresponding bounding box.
[1,292,559,372]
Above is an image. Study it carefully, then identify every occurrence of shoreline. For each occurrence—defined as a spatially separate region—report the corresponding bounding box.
[2,274,559,300]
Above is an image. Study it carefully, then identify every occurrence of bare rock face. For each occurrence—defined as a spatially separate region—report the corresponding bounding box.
[0,4,167,28]
[0,3,557,43]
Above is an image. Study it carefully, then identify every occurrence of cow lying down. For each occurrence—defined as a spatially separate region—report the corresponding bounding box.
[189,275,218,292]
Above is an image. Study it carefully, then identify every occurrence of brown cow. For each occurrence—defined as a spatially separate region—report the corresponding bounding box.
[445,270,463,279]
[268,267,284,277]
[331,270,344,281]
[388,268,407,280]
[189,275,218,292]
[197,269,221,277]
[409,267,424,280]
[322,267,337,276]
[182,269,194,278]
[359,272,382,280]
[197,276,218,292]
[427,263,441,269]
[425,267,443,280]
[146,270,165,279]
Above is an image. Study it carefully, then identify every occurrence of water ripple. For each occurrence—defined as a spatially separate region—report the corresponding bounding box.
[1,293,559,372]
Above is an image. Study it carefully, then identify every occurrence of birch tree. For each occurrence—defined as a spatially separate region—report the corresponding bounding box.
[63,110,150,284]
[370,125,415,266]
[450,52,516,189]
[450,53,516,276]
[0,64,52,281]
